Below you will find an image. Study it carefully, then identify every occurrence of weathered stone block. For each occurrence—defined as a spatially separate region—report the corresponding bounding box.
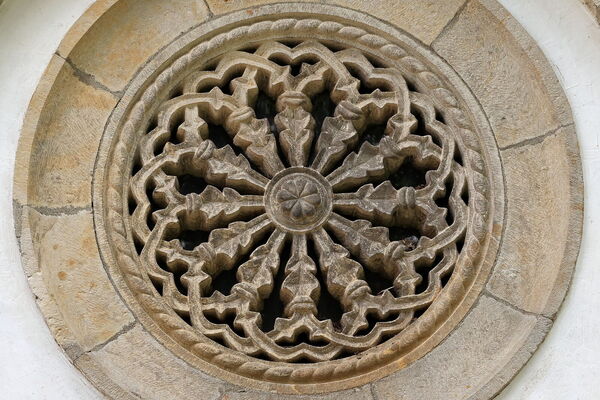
[79,326,224,400]
[373,296,548,400]
[324,0,466,45]
[25,209,133,351]
[20,58,117,209]
[61,0,210,93]
[433,0,571,148]
[488,126,583,316]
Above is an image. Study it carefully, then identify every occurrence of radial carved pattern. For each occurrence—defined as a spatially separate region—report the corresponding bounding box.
[129,40,469,363]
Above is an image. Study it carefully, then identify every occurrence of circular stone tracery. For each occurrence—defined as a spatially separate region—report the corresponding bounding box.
[96,13,502,392]
[265,167,332,232]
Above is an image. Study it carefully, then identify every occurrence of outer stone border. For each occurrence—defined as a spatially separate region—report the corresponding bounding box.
[13,1,583,399]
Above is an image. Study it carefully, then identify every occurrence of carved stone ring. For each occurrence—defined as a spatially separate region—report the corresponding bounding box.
[106,17,493,381]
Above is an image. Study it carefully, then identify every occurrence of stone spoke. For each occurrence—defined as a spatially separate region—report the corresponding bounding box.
[311,228,371,333]
[280,234,320,318]
[333,182,416,226]
[164,214,275,297]
[325,213,390,274]
[232,229,288,309]
[326,119,441,192]
[326,213,422,296]
[196,229,288,323]
[158,85,287,180]
[183,185,264,231]
[326,141,391,192]
[206,214,274,273]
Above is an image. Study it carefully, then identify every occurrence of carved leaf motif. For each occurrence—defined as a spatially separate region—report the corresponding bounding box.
[311,114,359,175]
[326,214,390,271]
[234,230,286,303]
[208,214,272,271]
[200,230,287,324]
[312,229,369,308]
[333,182,417,225]
[196,142,269,193]
[327,142,388,191]
[227,107,285,177]
[275,106,315,167]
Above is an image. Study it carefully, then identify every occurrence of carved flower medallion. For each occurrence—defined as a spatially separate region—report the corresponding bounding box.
[95,11,503,393]
[266,167,332,232]
[275,177,322,220]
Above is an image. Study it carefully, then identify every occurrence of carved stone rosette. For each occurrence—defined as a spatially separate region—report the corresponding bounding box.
[95,13,502,393]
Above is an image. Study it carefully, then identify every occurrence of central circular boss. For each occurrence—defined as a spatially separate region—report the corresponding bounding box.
[264,167,333,233]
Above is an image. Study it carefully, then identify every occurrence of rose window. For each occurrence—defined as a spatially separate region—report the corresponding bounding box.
[126,38,473,364]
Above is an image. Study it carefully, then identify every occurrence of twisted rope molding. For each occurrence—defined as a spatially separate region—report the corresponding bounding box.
[101,17,491,386]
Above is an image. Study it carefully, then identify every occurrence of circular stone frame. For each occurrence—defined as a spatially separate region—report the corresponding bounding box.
[94,9,501,393]
[13,1,583,400]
